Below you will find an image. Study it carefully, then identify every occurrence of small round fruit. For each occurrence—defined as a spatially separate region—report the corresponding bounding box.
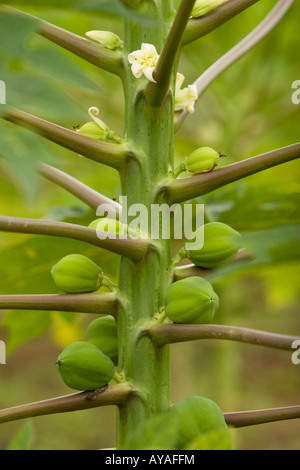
[77,121,108,141]
[89,218,127,235]
[86,315,118,365]
[185,147,223,174]
[51,254,103,294]
[56,341,115,391]
[187,222,242,269]
[171,396,228,450]
[165,277,219,324]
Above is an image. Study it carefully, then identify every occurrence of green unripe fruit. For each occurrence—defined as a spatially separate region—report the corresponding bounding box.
[77,121,108,141]
[86,315,118,365]
[89,218,127,235]
[185,147,224,174]
[171,396,228,450]
[187,222,242,269]
[51,254,103,294]
[165,277,219,324]
[56,341,115,391]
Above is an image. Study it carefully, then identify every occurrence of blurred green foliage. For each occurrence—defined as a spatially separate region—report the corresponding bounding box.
[0,0,299,450]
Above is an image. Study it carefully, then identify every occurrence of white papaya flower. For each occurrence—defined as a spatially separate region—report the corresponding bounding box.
[175,73,198,114]
[128,43,159,83]
[191,0,228,18]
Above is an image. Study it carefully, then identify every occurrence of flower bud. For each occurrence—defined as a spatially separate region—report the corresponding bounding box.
[175,73,198,114]
[185,147,225,174]
[191,0,228,18]
[86,30,124,51]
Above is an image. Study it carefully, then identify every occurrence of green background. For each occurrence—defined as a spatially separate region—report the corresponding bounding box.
[0,0,299,450]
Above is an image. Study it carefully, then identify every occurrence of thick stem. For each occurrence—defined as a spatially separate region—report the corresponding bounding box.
[0,215,150,261]
[116,1,175,448]
[147,0,197,106]
[173,250,253,280]
[0,6,124,76]
[148,324,299,351]
[0,383,133,424]
[225,405,300,428]
[39,163,122,217]
[163,143,300,204]
[2,107,132,171]
[175,0,295,130]
[0,293,118,315]
[182,0,261,45]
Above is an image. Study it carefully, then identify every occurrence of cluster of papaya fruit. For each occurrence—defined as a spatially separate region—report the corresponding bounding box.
[165,221,242,324]
[50,220,242,392]
[51,254,119,391]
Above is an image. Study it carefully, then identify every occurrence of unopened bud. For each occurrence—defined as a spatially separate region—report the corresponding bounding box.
[191,0,228,18]
[86,31,124,51]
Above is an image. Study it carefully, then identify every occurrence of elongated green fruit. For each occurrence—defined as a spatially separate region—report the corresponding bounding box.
[185,147,224,174]
[86,315,118,365]
[51,254,103,294]
[187,222,242,269]
[165,277,219,324]
[56,341,115,391]
[171,396,228,450]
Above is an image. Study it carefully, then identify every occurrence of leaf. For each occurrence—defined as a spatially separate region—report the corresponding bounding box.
[25,44,101,92]
[6,420,35,450]
[3,0,155,24]
[208,224,300,284]
[0,235,119,295]
[2,309,52,355]
[0,68,85,122]
[50,312,84,349]
[0,121,54,201]
[0,10,38,58]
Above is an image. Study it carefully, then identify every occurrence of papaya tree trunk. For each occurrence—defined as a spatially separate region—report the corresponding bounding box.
[117,0,175,446]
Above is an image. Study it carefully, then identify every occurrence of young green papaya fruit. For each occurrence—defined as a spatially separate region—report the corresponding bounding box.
[56,341,115,391]
[170,396,228,450]
[165,276,219,324]
[51,254,103,294]
[187,222,242,269]
[86,315,118,365]
[89,218,127,235]
[185,147,224,174]
[77,121,108,141]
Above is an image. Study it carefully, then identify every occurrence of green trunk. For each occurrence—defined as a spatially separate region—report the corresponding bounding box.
[117,0,176,447]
